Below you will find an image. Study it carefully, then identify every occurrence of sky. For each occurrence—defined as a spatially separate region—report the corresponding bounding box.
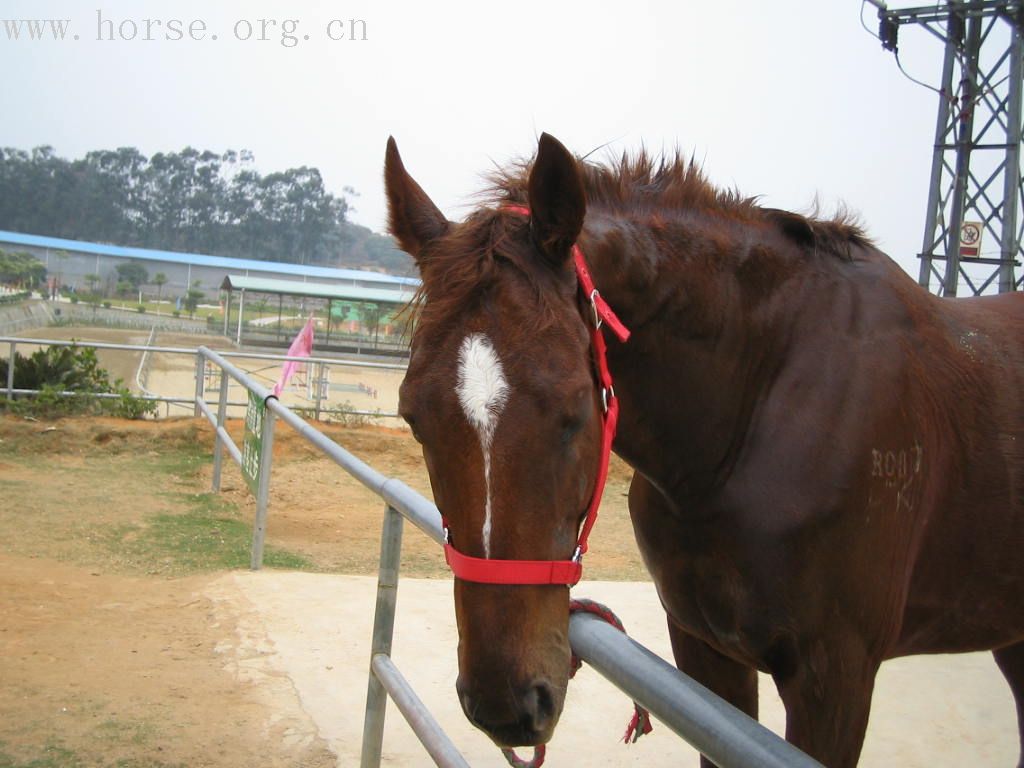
[0,0,971,279]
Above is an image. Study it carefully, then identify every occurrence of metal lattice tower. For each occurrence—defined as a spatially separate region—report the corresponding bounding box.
[868,1,1024,296]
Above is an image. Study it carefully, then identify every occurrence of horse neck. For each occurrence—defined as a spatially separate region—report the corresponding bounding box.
[579,211,787,506]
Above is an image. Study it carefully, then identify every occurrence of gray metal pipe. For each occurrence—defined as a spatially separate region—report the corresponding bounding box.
[6,340,14,400]
[568,612,823,768]
[380,478,445,546]
[266,394,391,493]
[211,370,230,492]
[7,388,208,406]
[193,351,205,417]
[369,654,470,768]
[195,397,243,467]
[360,504,405,768]
[249,405,276,570]
[998,24,1023,292]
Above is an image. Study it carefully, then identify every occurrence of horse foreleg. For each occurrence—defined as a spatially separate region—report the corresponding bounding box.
[771,638,878,768]
[666,618,758,768]
[994,641,1024,768]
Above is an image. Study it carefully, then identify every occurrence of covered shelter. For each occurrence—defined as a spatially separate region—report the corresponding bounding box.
[220,274,417,356]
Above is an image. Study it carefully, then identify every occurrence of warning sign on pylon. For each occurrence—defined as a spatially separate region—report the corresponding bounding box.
[959,221,983,257]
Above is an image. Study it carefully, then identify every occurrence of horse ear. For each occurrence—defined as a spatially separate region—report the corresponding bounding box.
[384,137,448,262]
[528,133,586,264]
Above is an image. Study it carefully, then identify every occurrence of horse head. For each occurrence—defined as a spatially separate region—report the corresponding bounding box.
[385,133,605,748]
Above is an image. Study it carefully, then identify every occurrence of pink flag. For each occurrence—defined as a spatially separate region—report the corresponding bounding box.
[273,315,315,397]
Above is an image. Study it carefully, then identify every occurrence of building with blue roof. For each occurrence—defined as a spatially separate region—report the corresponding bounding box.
[0,229,420,298]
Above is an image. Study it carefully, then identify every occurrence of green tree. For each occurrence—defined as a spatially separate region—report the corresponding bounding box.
[115,262,148,290]
[0,249,46,288]
[152,272,167,303]
[0,144,425,273]
[83,273,101,295]
[359,302,381,343]
[183,280,204,318]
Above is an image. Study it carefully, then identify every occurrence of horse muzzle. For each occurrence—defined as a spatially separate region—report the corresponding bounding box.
[456,675,561,747]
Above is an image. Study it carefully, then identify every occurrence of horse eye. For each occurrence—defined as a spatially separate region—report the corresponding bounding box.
[402,412,423,443]
[560,415,584,445]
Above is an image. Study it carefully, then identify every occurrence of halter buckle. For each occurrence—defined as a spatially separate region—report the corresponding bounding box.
[589,289,603,330]
[601,386,615,413]
[572,546,583,563]
[443,526,451,545]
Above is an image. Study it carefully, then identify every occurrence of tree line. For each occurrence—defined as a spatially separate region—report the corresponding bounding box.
[0,146,413,275]
[0,248,46,288]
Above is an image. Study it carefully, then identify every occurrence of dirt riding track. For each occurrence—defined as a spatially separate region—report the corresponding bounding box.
[0,414,1018,766]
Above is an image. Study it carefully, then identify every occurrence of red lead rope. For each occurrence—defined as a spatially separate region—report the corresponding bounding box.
[441,205,630,586]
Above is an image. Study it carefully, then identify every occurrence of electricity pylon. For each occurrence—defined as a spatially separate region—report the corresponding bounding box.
[868,0,1023,295]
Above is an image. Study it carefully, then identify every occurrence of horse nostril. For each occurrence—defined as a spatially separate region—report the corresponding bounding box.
[457,678,557,745]
[521,681,556,733]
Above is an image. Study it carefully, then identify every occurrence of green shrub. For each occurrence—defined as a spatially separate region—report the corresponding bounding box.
[70,295,79,304]
[0,291,30,305]
[136,305,146,313]
[172,310,181,318]
[0,344,157,420]
[103,301,112,309]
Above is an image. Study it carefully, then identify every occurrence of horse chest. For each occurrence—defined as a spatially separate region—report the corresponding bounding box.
[631,500,774,665]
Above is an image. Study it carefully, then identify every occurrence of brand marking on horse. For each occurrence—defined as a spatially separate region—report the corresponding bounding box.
[871,444,923,488]
[456,333,510,558]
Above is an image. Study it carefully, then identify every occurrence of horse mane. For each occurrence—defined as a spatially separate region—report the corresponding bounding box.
[486,148,871,258]
[405,149,872,336]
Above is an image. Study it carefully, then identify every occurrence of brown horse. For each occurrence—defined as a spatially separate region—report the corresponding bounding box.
[384,132,1024,767]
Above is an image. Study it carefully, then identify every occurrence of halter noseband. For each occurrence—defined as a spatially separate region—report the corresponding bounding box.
[442,205,630,586]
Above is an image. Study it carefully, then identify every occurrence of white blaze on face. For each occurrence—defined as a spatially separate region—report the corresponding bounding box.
[456,333,510,558]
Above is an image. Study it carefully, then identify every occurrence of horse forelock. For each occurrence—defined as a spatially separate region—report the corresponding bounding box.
[404,208,567,346]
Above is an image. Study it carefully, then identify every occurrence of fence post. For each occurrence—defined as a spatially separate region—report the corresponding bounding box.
[211,370,230,492]
[193,351,206,417]
[314,362,324,422]
[6,341,14,400]
[249,403,276,570]
[360,503,405,768]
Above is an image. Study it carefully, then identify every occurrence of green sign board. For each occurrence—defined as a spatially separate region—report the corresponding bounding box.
[242,391,265,494]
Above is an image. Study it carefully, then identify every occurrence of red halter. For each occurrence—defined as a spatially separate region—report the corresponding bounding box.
[442,205,630,586]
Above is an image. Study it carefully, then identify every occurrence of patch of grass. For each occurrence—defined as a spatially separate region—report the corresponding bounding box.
[0,743,82,768]
[93,718,156,747]
[0,438,311,576]
[111,492,312,575]
[147,450,208,486]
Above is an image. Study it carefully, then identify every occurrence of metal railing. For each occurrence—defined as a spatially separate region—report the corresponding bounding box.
[1,335,404,421]
[190,345,821,768]
[135,326,159,395]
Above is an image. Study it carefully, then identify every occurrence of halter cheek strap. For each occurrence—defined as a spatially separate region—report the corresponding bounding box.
[442,205,630,587]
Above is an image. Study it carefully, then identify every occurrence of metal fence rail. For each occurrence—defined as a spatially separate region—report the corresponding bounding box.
[188,345,822,768]
[1,335,403,420]
[134,326,159,395]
